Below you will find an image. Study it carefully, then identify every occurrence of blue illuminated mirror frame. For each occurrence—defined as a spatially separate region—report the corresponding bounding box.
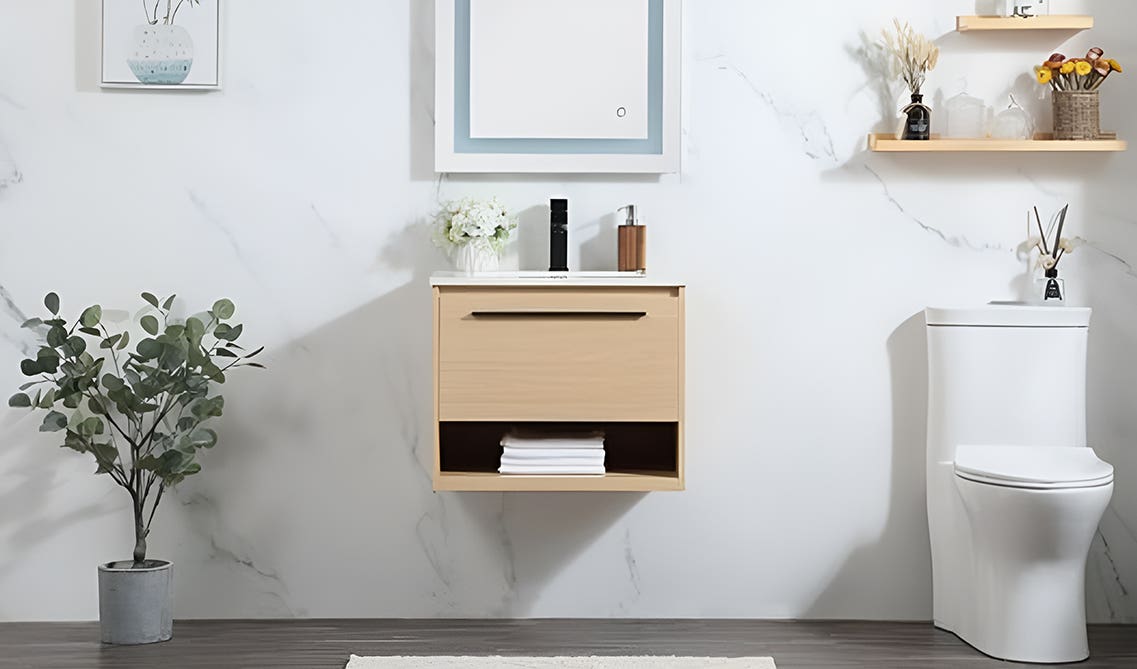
[435,0,681,174]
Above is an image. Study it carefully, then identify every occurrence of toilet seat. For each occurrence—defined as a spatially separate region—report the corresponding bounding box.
[955,445,1114,490]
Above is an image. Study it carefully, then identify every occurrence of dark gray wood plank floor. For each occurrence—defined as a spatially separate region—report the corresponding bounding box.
[1,619,1135,669]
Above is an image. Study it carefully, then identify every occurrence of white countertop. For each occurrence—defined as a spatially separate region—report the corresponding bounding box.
[430,271,684,287]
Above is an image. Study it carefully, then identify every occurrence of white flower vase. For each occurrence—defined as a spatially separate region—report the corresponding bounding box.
[453,241,500,275]
[127,24,194,85]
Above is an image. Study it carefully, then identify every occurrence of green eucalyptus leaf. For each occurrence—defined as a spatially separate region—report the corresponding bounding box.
[87,397,106,414]
[21,318,43,329]
[159,345,187,371]
[162,294,176,310]
[44,292,59,315]
[79,327,101,337]
[39,411,68,432]
[47,325,67,348]
[37,349,60,374]
[164,324,185,340]
[185,317,205,343]
[244,346,264,359]
[244,362,266,369]
[182,462,202,476]
[140,315,159,336]
[216,323,242,342]
[137,338,162,360]
[19,359,41,376]
[215,348,238,358]
[101,374,124,391]
[99,334,122,349]
[65,336,86,357]
[62,393,82,409]
[18,380,46,391]
[8,392,31,408]
[92,443,119,473]
[141,292,160,309]
[117,330,130,351]
[62,431,88,452]
[188,428,217,449]
[212,298,235,320]
[37,388,56,409]
[79,305,102,328]
[190,396,224,420]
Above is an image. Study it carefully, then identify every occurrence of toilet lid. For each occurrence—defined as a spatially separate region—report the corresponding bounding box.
[955,445,1114,489]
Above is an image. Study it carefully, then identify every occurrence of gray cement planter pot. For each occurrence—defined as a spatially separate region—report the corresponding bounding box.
[98,560,173,645]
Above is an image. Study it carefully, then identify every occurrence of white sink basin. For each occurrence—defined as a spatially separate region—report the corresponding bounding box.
[430,270,681,287]
[434,270,646,279]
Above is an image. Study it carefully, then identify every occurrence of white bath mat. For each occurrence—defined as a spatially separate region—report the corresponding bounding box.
[345,657,776,668]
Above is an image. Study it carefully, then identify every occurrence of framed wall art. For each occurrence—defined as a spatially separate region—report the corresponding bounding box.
[101,0,222,89]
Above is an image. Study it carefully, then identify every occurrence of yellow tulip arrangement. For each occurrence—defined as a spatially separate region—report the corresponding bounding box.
[1035,49,1123,91]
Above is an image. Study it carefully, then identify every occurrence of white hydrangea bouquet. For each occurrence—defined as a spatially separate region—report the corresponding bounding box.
[433,197,518,273]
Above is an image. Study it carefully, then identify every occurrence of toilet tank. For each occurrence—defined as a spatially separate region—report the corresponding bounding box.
[926,305,1091,466]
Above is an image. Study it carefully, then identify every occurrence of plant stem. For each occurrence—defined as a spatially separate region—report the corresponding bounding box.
[170,0,186,25]
[145,485,166,533]
[132,491,147,564]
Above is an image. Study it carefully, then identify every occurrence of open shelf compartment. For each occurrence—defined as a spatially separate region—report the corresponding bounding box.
[436,421,682,492]
[956,15,1094,32]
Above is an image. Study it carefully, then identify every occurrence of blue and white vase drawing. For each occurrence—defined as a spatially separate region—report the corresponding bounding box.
[127,24,194,85]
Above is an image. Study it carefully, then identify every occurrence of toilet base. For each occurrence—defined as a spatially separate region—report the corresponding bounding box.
[935,620,1087,665]
[947,478,1112,664]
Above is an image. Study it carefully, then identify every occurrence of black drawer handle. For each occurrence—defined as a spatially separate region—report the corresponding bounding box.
[470,310,647,319]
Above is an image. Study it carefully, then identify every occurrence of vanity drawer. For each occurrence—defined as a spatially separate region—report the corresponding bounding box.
[436,287,682,421]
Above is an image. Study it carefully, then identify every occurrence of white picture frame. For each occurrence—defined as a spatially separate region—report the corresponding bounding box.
[435,0,681,174]
[101,0,222,90]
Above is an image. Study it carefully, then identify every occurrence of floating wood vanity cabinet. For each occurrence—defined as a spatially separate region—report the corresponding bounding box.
[430,275,685,492]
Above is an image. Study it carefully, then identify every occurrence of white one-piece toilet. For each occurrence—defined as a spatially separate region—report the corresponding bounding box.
[925,305,1114,664]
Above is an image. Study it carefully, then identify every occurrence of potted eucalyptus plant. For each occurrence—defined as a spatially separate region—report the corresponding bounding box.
[7,292,263,645]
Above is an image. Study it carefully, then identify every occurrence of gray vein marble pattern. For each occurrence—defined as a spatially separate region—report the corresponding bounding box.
[0,0,1135,624]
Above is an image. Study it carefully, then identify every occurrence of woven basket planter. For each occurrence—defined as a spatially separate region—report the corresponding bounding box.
[1053,90,1100,140]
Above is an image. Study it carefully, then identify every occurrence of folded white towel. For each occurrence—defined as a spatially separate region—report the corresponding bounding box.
[500,433,605,449]
[501,456,605,467]
[507,429,604,440]
[499,464,606,475]
[502,447,606,460]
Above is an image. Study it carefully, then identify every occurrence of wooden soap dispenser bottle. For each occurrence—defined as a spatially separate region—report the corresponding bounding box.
[617,204,646,273]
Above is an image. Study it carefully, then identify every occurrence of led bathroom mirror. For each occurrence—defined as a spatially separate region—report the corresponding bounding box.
[435,0,681,174]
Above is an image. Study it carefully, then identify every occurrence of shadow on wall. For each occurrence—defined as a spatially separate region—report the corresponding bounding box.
[804,312,932,619]
[162,218,641,618]
[409,0,436,184]
[1078,0,1137,624]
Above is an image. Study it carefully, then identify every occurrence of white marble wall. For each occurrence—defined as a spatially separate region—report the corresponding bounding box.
[1,0,1136,622]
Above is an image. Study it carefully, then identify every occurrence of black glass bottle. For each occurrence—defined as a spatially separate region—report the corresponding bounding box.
[902,93,932,141]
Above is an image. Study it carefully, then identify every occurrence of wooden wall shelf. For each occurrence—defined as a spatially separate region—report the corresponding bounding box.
[956,15,1094,32]
[431,280,686,492]
[868,133,1127,153]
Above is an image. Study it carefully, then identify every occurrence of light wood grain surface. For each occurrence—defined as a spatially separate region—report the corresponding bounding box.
[437,287,681,422]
